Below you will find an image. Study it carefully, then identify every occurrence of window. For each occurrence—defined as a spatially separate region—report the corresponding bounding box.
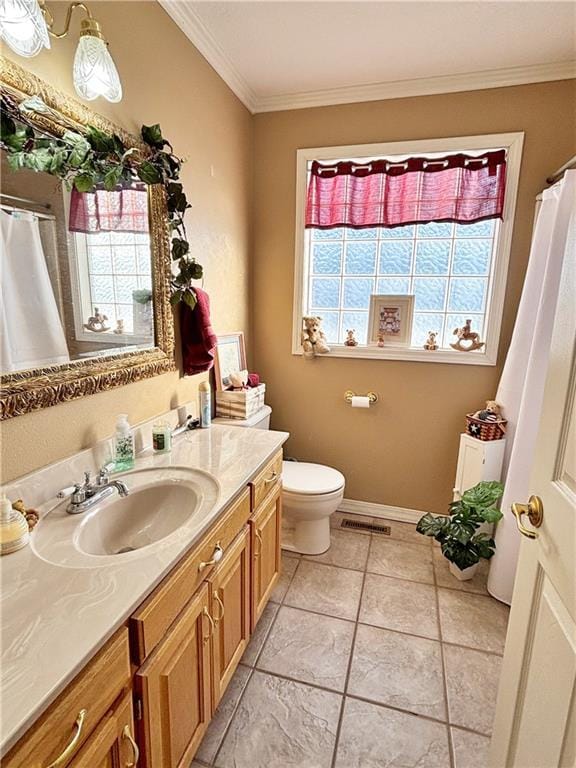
[293,133,524,365]
[70,229,154,344]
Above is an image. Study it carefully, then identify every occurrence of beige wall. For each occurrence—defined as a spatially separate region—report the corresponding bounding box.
[0,1,253,482]
[253,80,576,513]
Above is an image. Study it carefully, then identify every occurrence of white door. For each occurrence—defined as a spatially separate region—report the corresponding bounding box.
[489,211,576,766]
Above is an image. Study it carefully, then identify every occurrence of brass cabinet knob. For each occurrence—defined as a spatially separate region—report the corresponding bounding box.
[511,495,544,539]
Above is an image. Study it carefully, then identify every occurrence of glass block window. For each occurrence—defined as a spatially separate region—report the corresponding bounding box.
[72,230,153,338]
[305,218,497,347]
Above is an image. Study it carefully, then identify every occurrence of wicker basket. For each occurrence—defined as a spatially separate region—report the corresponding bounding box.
[465,413,507,441]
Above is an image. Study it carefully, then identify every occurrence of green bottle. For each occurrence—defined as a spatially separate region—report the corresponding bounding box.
[114,414,135,471]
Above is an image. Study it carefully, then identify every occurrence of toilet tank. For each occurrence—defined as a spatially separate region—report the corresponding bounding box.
[213,404,272,430]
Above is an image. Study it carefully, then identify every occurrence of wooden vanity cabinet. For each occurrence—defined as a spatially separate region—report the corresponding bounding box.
[2,628,132,768]
[206,526,251,710]
[134,583,212,768]
[67,692,137,768]
[4,450,285,768]
[250,483,282,630]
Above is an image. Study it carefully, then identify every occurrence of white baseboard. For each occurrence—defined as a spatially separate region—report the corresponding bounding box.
[339,498,427,525]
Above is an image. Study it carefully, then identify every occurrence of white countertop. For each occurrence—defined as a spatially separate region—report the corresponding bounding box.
[0,424,288,755]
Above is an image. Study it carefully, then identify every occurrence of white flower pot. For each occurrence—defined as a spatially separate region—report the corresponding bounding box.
[449,561,479,581]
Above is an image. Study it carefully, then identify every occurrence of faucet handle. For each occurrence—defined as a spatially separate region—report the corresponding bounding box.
[57,485,78,499]
[71,483,86,504]
[96,461,115,486]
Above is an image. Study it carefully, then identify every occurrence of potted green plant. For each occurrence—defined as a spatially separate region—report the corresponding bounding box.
[416,481,504,580]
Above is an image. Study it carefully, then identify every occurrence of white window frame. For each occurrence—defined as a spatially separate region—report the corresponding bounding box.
[292,132,524,366]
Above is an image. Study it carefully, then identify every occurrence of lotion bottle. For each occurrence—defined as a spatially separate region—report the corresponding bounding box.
[199,381,211,428]
[0,494,29,555]
[114,414,135,471]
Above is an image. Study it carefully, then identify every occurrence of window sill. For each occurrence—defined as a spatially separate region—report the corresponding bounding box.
[291,344,496,365]
[74,331,154,346]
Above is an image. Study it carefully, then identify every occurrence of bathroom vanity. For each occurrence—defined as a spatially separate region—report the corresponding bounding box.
[0,425,287,768]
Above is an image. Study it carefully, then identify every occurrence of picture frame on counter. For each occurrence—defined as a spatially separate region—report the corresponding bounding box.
[368,294,415,347]
[214,332,247,391]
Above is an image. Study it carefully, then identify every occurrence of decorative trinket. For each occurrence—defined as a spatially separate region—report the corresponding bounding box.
[344,329,358,347]
[423,331,438,350]
[84,307,110,333]
[450,319,485,352]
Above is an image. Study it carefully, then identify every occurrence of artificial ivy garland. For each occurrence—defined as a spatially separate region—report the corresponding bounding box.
[0,94,201,309]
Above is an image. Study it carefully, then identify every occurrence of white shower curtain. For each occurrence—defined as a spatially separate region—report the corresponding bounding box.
[0,210,69,372]
[488,170,576,604]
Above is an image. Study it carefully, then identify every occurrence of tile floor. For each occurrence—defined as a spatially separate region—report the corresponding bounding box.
[191,516,509,768]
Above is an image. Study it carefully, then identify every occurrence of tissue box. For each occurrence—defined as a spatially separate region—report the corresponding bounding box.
[215,384,266,419]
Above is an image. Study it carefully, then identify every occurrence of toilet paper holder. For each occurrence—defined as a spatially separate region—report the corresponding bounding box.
[344,390,378,405]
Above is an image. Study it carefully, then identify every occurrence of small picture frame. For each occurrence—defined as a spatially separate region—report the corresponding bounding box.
[214,332,247,391]
[368,294,415,346]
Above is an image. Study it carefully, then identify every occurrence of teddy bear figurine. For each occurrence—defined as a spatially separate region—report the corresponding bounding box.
[301,316,331,358]
[344,329,358,347]
[473,400,502,422]
[228,370,249,390]
[423,331,438,351]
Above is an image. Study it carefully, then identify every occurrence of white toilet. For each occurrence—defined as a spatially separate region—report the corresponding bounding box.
[213,406,345,555]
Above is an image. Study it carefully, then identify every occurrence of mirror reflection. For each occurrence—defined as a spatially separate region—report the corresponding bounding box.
[0,155,155,374]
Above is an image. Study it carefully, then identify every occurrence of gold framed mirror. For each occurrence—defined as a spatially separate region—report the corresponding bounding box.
[0,57,175,420]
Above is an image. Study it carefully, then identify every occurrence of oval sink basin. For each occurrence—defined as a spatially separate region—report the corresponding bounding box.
[32,466,220,567]
[75,482,198,556]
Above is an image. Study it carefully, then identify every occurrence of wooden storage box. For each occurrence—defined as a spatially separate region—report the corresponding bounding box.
[216,384,266,419]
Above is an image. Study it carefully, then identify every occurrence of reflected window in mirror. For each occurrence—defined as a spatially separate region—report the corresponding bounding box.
[1,153,156,374]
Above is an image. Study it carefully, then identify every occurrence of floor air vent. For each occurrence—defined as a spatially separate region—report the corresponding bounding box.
[341,519,391,535]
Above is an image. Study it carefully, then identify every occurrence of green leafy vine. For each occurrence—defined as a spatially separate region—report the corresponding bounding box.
[0,94,200,308]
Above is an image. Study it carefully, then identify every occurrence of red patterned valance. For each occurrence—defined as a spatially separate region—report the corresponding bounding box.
[69,185,149,234]
[305,150,507,229]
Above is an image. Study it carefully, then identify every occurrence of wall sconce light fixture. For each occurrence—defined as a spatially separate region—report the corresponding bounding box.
[0,0,122,103]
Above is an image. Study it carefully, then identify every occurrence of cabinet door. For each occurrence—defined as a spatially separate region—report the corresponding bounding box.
[208,526,251,710]
[251,485,281,630]
[135,584,212,768]
[69,692,138,768]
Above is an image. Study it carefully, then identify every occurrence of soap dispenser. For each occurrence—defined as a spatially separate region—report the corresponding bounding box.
[0,494,29,555]
[114,414,135,471]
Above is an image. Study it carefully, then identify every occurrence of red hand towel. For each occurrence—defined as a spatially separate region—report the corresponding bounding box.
[181,288,218,375]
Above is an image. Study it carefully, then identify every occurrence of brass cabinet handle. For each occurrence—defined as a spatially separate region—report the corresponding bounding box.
[264,471,278,485]
[198,542,224,572]
[46,709,87,767]
[202,606,215,644]
[213,592,225,624]
[122,724,140,767]
[254,529,263,559]
[511,495,544,540]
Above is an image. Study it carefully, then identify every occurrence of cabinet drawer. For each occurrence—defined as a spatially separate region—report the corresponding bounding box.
[250,450,283,511]
[130,487,251,664]
[3,628,131,768]
[67,691,136,768]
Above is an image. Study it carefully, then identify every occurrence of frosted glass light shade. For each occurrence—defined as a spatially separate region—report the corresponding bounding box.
[0,0,50,57]
[73,34,122,103]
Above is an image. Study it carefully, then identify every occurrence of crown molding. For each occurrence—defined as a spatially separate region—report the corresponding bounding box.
[158,0,259,113]
[255,60,576,113]
[158,3,576,115]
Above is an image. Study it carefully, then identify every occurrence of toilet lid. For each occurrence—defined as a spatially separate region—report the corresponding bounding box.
[282,461,345,495]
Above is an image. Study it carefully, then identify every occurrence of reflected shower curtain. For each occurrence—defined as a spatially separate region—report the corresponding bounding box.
[0,211,69,372]
[488,170,576,605]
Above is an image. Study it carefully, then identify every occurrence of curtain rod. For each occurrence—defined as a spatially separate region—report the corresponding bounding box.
[546,154,576,185]
[0,202,56,221]
[0,192,52,210]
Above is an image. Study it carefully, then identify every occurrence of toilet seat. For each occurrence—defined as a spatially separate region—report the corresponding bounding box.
[282,461,345,496]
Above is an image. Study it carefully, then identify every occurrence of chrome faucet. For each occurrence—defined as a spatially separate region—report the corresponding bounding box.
[58,462,129,515]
